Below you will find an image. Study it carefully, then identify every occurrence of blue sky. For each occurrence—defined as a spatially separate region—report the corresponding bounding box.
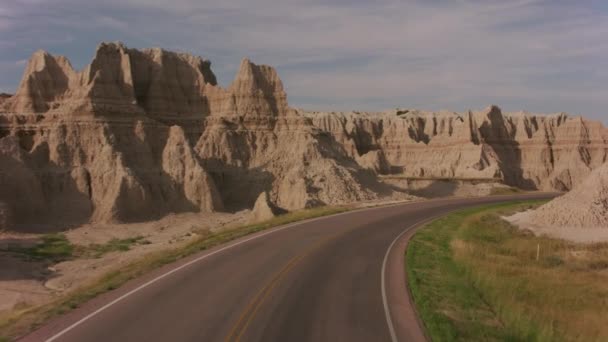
[1,0,607,122]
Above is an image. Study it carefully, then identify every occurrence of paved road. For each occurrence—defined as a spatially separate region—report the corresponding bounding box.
[21,194,555,342]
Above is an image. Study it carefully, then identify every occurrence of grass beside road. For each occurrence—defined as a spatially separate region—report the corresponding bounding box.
[0,205,351,339]
[4,234,151,262]
[406,201,608,342]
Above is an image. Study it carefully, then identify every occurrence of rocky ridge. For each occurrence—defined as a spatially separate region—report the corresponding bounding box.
[1,41,606,231]
[250,192,279,223]
[304,107,607,191]
[0,42,388,230]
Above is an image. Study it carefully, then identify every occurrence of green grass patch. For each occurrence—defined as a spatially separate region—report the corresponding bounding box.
[0,205,351,339]
[5,233,73,262]
[3,234,150,262]
[83,236,146,258]
[407,200,608,342]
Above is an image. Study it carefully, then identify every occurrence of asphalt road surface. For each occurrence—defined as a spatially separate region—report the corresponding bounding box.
[21,194,555,342]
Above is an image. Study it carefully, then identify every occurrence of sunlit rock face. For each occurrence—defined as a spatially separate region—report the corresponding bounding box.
[1,41,606,231]
[305,106,607,191]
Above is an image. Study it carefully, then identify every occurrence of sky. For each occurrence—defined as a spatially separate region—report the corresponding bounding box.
[0,0,607,122]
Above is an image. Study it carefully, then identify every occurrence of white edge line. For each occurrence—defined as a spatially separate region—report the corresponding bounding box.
[381,210,460,342]
[381,199,532,341]
[47,195,543,341]
[380,194,554,341]
[381,219,423,342]
[44,202,416,342]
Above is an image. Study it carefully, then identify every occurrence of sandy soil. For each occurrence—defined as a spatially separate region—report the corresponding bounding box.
[505,162,608,243]
[505,211,608,243]
[0,210,250,317]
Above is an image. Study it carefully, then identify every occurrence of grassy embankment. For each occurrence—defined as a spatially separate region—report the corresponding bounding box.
[407,201,608,341]
[0,205,350,340]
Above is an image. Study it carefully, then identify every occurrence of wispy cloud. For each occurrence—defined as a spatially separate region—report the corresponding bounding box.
[0,0,606,122]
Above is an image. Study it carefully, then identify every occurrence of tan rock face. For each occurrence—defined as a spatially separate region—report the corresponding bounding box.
[226,58,288,117]
[250,192,277,223]
[0,42,390,229]
[506,162,608,241]
[196,112,386,211]
[0,136,47,227]
[304,106,607,190]
[0,41,606,231]
[6,50,74,113]
[162,125,223,212]
[525,162,608,227]
[194,57,388,211]
[0,115,223,229]
[3,42,215,121]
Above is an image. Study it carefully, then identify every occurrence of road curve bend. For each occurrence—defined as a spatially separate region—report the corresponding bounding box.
[20,194,555,342]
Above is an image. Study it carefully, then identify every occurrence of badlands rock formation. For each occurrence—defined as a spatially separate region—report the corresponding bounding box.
[0,42,387,230]
[0,41,606,231]
[526,162,608,227]
[0,43,224,229]
[250,192,279,223]
[305,107,608,190]
[195,58,384,210]
[506,162,608,242]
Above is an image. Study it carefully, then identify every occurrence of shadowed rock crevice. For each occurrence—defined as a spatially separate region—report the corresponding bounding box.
[477,106,535,189]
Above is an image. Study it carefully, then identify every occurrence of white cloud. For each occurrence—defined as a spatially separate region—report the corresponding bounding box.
[0,0,607,122]
[94,16,128,30]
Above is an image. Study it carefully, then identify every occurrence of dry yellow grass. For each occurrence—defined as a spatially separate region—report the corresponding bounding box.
[408,201,608,341]
[454,214,608,341]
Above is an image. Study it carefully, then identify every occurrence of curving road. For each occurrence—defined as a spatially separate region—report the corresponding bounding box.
[20,194,555,342]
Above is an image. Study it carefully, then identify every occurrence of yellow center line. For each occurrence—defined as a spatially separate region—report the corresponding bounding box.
[225,255,303,342]
[224,231,344,342]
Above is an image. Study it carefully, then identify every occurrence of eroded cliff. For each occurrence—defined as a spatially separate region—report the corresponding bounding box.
[304,107,607,191]
[0,41,606,231]
[0,42,390,229]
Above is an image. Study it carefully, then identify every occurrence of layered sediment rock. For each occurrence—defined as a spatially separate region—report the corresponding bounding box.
[1,41,606,231]
[0,42,225,229]
[0,115,223,229]
[196,58,385,210]
[0,42,388,229]
[305,106,607,190]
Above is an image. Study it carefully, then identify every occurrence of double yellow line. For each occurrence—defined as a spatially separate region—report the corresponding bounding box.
[224,231,344,342]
